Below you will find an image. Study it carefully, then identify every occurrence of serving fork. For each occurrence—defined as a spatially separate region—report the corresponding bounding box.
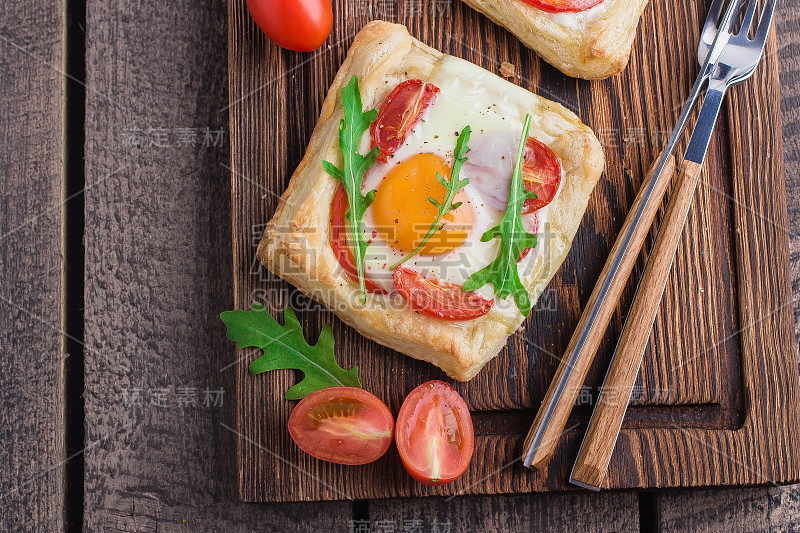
[521,0,776,477]
[570,0,777,490]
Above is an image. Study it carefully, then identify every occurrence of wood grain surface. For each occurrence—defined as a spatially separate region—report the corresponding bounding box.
[601,4,799,490]
[369,492,640,532]
[0,0,799,530]
[0,1,66,530]
[783,1,800,348]
[656,3,800,530]
[80,0,350,530]
[229,0,800,502]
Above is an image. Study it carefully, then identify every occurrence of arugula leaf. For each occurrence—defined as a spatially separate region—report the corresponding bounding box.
[462,114,538,316]
[322,75,380,304]
[220,303,361,400]
[390,125,472,269]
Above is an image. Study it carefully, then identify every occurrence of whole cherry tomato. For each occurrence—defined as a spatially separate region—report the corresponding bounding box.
[246,0,332,52]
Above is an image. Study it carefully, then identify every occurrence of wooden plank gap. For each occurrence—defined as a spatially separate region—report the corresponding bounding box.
[352,500,370,532]
[638,492,660,533]
[63,0,87,530]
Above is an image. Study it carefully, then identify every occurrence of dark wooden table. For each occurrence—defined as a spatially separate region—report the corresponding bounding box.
[1,1,798,531]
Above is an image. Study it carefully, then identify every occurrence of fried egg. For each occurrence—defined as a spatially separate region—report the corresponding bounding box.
[359,56,564,299]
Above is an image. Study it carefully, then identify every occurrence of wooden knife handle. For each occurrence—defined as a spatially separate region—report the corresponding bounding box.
[570,159,704,489]
[522,154,677,470]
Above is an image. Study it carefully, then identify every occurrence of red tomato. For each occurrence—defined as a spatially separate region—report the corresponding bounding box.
[246,0,332,52]
[393,267,494,321]
[288,387,394,465]
[330,184,387,294]
[396,381,474,485]
[520,0,604,13]
[370,80,440,163]
[522,138,561,214]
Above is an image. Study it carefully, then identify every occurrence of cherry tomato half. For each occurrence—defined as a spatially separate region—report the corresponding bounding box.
[330,184,387,294]
[396,380,474,485]
[370,80,440,163]
[288,387,394,465]
[246,0,332,52]
[522,138,561,214]
[520,0,604,13]
[393,267,494,321]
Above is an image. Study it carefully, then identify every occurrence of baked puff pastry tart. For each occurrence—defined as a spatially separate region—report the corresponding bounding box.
[460,0,649,79]
[257,21,604,381]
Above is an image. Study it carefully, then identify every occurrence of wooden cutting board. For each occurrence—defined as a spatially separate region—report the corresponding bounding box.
[227,0,800,501]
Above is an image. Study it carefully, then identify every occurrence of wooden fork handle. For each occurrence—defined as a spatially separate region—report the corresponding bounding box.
[522,154,677,470]
[570,159,704,490]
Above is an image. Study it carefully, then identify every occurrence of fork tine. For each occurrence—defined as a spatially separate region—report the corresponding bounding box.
[698,0,729,64]
[700,0,727,45]
[739,0,760,35]
[753,0,777,44]
[724,0,751,33]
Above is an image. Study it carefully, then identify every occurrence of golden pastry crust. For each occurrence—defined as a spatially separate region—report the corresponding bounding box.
[460,0,649,79]
[257,21,604,381]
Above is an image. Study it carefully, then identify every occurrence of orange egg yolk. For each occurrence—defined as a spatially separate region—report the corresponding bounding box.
[372,153,474,255]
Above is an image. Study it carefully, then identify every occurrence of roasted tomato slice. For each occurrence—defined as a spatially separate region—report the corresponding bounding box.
[393,267,494,321]
[370,80,440,163]
[522,138,561,214]
[396,380,474,485]
[288,387,394,465]
[330,184,387,294]
[520,0,604,13]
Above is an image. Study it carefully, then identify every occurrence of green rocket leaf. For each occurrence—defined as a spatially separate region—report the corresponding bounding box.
[322,75,380,304]
[220,303,361,400]
[462,114,538,316]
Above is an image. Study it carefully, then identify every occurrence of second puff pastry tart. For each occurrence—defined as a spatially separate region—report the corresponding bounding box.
[460,0,649,79]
